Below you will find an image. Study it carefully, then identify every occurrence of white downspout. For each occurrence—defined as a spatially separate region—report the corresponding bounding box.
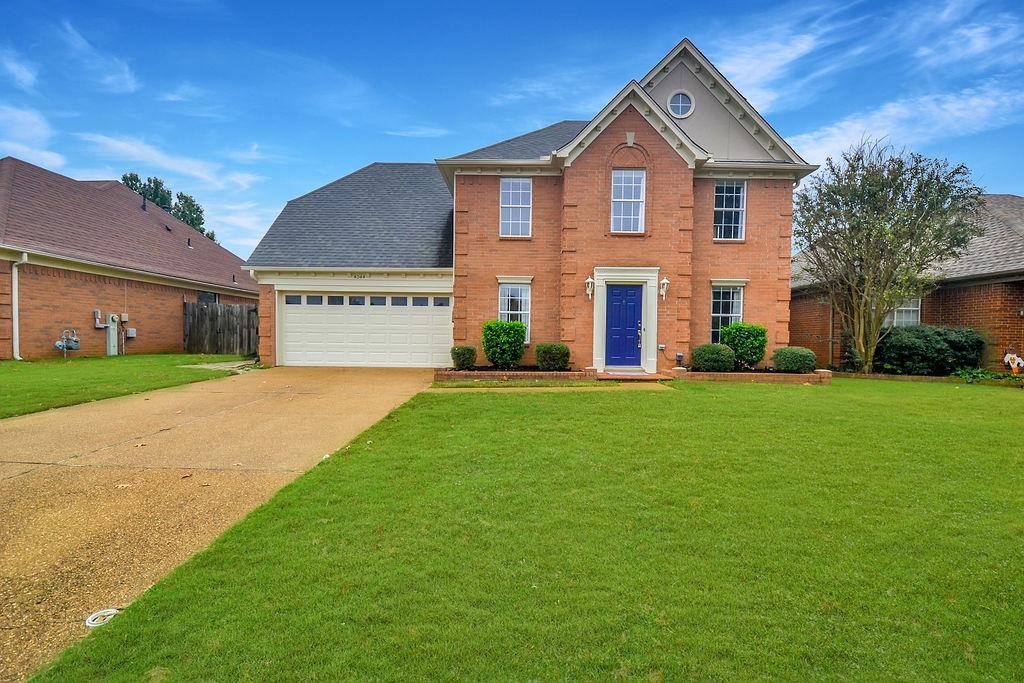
[11,252,27,360]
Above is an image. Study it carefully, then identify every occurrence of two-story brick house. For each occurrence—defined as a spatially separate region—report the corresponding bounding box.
[247,39,816,371]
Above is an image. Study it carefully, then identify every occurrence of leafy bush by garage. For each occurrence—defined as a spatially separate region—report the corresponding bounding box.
[772,346,817,374]
[720,323,768,369]
[874,325,984,376]
[482,320,526,370]
[690,343,736,372]
[535,343,570,371]
[451,346,477,371]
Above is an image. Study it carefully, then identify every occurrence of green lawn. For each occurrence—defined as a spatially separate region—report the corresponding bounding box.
[37,380,1023,680]
[0,354,244,419]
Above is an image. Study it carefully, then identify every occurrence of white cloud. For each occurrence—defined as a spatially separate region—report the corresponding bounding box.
[915,16,1024,67]
[203,200,281,258]
[0,106,65,167]
[224,171,264,191]
[224,143,276,163]
[1,48,38,91]
[486,66,620,115]
[383,126,451,138]
[77,133,221,186]
[715,34,820,113]
[58,20,139,93]
[159,82,205,102]
[790,80,1024,164]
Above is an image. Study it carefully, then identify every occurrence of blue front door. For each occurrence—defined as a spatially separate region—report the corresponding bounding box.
[606,284,642,366]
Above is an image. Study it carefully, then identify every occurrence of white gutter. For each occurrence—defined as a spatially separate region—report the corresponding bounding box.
[11,251,27,360]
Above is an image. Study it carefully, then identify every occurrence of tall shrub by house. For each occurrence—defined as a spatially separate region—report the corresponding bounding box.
[482,320,526,370]
[874,325,984,376]
[720,322,768,369]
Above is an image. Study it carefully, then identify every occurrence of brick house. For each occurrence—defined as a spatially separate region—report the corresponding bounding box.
[789,194,1024,369]
[0,157,258,360]
[247,39,816,371]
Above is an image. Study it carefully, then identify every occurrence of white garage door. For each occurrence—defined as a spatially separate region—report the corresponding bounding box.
[280,292,453,367]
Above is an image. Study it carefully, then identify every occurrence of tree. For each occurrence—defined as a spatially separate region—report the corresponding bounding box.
[793,140,984,373]
[171,192,207,235]
[121,172,214,240]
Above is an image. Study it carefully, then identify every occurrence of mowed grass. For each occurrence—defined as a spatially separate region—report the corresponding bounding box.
[37,379,1023,680]
[0,353,244,418]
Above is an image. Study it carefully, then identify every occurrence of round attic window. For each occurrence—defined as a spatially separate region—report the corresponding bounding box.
[668,91,694,119]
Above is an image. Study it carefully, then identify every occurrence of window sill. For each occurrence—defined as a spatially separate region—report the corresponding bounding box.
[713,238,746,244]
[607,230,648,237]
[498,235,533,241]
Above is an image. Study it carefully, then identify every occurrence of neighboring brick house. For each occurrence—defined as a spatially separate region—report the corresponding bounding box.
[0,157,258,360]
[248,39,816,371]
[790,194,1024,369]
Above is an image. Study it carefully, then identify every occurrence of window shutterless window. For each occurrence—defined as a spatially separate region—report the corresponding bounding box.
[433,296,450,307]
[306,295,323,305]
[714,180,746,240]
[327,296,344,305]
[611,169,646,233]
[349,295,365,305]
[197,290,218,304]
[391,296,407,306]
[711,286,743,343]
[412,297,429,307]
[284,295,301,305]
[370,296,387,306]
[500,178,532,237]
[885,298,922,327]
[498,284,531,343]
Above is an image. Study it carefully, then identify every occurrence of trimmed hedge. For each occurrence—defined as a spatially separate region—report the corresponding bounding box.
[772,346,817,374]
[450,345,477,371]
[535,343,570,371]
[874,325,985,376]
[482,320,526,370]
[720,322,768,369]
[691,343,736,372]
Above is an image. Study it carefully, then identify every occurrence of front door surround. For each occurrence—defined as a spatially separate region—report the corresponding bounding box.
[591,266,660,373]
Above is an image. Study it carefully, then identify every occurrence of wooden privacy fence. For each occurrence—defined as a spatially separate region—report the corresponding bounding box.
[183,302,259,356]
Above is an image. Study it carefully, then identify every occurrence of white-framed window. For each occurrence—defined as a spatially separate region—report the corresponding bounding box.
[498,283,531,342]
[714,180,746,240]
[500,177,532,237]
[611,169,646,233]
[667,90,694,118]
[711,286,743,343]
[885,298,922,327]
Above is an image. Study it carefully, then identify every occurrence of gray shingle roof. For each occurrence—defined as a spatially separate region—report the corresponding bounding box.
[246,163,453,269]
[791,194,1024,289]
[449,120,589,160]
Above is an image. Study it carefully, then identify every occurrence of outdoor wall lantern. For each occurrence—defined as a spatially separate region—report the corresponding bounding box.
[585,275,595,300]
[660,277,670,300]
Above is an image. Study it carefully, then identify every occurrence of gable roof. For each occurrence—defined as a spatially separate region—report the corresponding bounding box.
[791,194,1024,290]
[641,38,809,166]
[0,156,257,294]
[451,120,588,160]
[553,81,711,167]
[246,162,453,270]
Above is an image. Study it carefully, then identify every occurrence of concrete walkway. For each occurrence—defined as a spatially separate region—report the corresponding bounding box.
[0,367,431,681]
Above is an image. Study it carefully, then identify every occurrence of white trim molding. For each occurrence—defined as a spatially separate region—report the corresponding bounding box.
[591,266,661,374]
[496,275,534,284]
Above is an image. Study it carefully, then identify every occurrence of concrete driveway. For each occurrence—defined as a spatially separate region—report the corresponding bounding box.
[0,367,431,681]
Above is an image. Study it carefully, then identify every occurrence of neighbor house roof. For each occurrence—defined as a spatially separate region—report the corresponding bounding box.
[449,120,589,160]
[0,156,257,294]
[246,162,453,269]
[791,194,1024,290]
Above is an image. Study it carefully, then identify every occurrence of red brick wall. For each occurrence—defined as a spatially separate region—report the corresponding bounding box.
[6,262,255,359]
[258,284,277,366]
[789,290,839,367]
[924,281,1024,368]
[0,261,11,359]
[453,105,795,372]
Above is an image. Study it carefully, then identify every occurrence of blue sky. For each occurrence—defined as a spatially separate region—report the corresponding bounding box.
[1,0,1022,259]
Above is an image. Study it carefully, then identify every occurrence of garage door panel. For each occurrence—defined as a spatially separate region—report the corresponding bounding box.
[280,291,453,367]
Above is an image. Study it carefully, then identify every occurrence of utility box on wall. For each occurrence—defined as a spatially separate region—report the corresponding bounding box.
[126,328,137,339]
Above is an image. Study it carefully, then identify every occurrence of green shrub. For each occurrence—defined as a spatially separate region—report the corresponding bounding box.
[690,343,735,372]
[481,320,526,370]
[772,346,817,374]
[535,343,570,371]
[720,322,768,369]
[450,345,477,371]
[875,325,985,376]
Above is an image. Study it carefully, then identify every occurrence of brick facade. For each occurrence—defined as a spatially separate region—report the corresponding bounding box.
[0,261,256,360]
[789,281,1024,369]
[258,283,277,365]
[453,105,795,372]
